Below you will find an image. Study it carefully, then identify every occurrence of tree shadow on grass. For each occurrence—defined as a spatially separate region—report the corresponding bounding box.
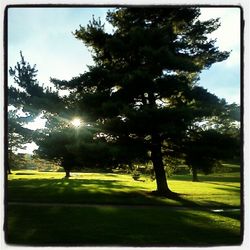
[9,178,132,190]
[213,186,241,196]
[8,177,240,208]
[170,175,240,183]
[8,177,203,207]
[198,176,240,183]
[208,182,241,189]
[6,204,242,246]
[15,172,36,175]
[216,211,242,220]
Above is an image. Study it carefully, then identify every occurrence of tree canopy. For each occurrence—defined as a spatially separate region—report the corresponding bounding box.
[48,7,231,195]
[8,8,240,195]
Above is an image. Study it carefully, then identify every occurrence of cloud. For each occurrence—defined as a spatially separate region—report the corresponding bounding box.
[199,7,241,68]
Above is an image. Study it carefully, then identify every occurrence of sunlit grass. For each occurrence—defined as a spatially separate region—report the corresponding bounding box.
[6,168,242,246]
[8,169,241,207]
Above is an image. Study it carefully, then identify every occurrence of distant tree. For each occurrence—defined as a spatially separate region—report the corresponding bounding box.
[52,7,229,195]
[8,153,29,172]
[184,128,240,182]
[34,113,149,178]
[34,117,110,178]
[7,110,33,173]
[35,128,78,178]
[183,102,240,181]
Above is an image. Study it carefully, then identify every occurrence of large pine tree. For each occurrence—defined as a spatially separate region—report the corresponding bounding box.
[52,7,230,195]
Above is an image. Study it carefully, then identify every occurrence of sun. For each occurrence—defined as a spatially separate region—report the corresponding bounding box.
[71,118,82,128]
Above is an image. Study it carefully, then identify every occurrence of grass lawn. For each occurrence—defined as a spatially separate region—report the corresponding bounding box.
[6,168,242,246]
[7,169,241,207]
[7,205,241,246]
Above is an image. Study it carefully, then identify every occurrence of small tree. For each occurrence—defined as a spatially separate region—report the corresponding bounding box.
[34,115,113,177]
[7,110,34,173]
[183,102,240,181]
[184,129,240,181]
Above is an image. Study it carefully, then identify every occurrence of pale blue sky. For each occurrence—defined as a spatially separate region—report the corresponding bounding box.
[7,7,241,153]
[199,7,241,105]
[8,7,112,86]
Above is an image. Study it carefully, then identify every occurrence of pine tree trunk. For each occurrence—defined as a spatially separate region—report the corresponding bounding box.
[64,167,71,178]
[7,165,12,175]
[192,166,199,182]
[151,133,172,195]
[148,92,175,196]
[7,152,12,174]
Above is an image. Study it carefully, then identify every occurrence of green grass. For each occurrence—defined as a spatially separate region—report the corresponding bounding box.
[8,170,241,207]
[6,169,242,246]
[7,205,241,246]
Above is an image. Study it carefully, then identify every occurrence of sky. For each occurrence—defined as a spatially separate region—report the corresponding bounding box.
[7,7,241,153]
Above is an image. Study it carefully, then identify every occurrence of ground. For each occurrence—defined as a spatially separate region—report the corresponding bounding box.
[5,164,242,246]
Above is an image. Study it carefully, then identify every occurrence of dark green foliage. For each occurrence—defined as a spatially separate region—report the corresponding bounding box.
[8,52,73,175]
[8,110,32,150]
[35,119,149,177]
[183,126,240,181]
[49,7,230,193]
[8,52,70,176]
[8,52,39,150]
[9,51,64,116]
[9,9,235,190]
[8,152,28,172]
[8,110,34,173]
[8,52,42,173]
